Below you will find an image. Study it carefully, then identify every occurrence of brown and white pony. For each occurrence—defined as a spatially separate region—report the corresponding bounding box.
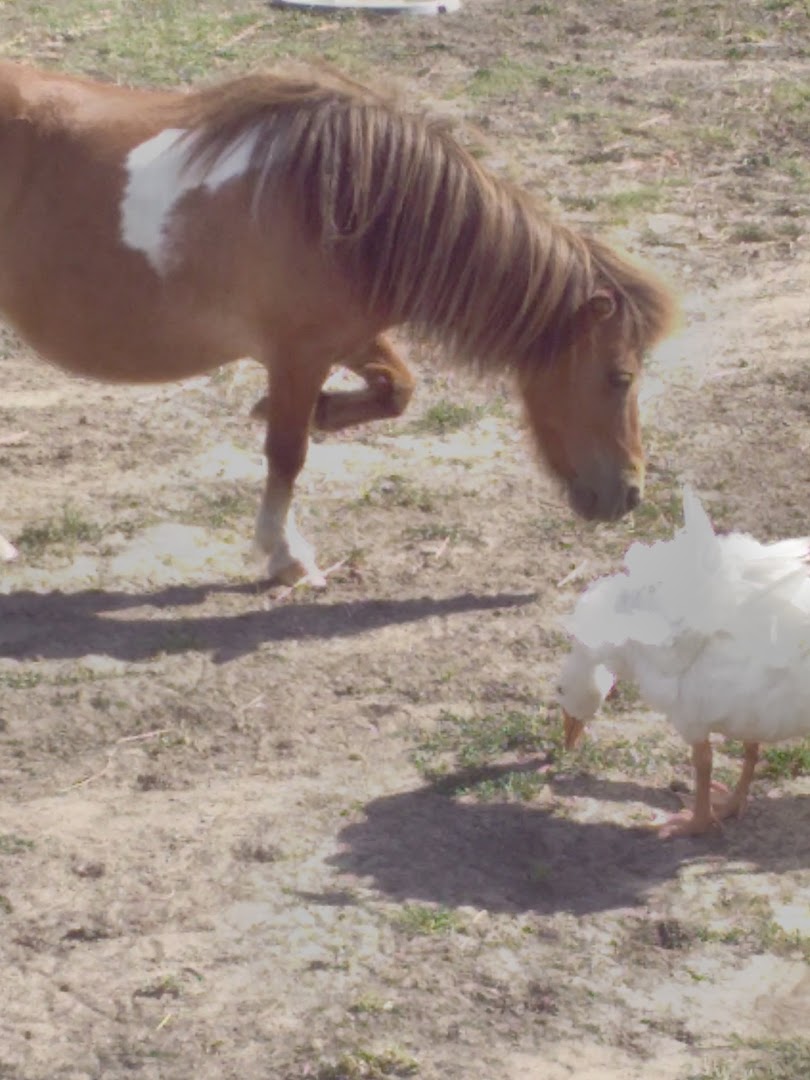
[0,61,678,584]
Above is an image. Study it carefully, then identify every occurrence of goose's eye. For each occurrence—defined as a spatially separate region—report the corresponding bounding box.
[608,370,634,390]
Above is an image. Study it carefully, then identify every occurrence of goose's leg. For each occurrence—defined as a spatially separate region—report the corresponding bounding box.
[659,740,717,839]
[711,741,759,820]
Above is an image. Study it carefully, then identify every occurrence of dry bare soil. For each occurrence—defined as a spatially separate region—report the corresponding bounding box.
[1,2,810,1078]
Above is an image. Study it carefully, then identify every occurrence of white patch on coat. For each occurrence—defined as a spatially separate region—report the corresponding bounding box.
[120,126,260,274]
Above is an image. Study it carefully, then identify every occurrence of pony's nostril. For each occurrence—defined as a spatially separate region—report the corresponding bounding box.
[625,484,642,512]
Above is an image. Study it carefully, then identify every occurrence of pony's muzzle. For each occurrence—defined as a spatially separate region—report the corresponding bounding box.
[569,466,645,522]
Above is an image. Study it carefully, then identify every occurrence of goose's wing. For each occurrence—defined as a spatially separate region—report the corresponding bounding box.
[563,571,673,651]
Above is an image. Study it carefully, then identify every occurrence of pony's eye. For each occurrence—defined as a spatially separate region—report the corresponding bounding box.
[608,370,634,389]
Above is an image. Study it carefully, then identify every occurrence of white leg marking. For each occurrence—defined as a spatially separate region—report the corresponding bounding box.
[254,481,324,586]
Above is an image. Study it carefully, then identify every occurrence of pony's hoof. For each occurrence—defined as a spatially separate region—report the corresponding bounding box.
[272,560,326,588]
[264,549,327,589]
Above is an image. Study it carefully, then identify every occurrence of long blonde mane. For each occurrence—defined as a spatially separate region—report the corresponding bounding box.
[181,71,677,372]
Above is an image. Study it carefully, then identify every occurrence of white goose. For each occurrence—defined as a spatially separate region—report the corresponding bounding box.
[556,486,810,837]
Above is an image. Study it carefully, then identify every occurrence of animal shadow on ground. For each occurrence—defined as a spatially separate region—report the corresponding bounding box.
[328,764,810,915]
[0,584,536,664]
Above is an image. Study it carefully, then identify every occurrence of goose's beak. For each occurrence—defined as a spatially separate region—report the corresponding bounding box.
[562,710,586,751]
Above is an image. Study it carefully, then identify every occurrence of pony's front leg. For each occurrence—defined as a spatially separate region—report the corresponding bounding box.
[254,361,329,586]
[313,335,416,432]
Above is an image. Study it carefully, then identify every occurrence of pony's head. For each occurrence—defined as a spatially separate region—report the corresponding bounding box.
[518,290,646,520]
[518,232,678,522]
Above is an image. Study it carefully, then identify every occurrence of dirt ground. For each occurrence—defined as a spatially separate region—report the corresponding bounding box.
[1,1,810,1078]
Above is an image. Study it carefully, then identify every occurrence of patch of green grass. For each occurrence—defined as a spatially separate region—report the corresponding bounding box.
[52,667,108,687]
[570,731,677,777]
[145,731,191,756]
[316,1048,419,1079]
[466,769,551,802]
[599,185,671,222]
[693,903,810,964]
[133,973,184,1000]
[760,741,810,780]
[688,125,737,153]
[694,1038,810,1080]
[468,59,542,99]
[558,62,613,79]
[402,523,482,546]
[0,834,35,855]
[740,1038,810,1080]
[694,924,746,946]
[413,709,548,777]
[770,81,810,115]
[348,995,396,1016]
[395,904,464,936]
[602,681,643,715]
[5,1,272,83]
[186,487,255,528]
[558,194,600,213]
[2,0,381,90]
[0,670,44,690]
[414,704,676,793]
[729,221,775,244]
[15,505,103,556]
[358,474,436,513]
[409,400,483,436]
[757,921,810,963]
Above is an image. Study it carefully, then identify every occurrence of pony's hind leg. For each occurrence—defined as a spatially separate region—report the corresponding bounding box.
[313,335,415,432]
[254,356,331,586]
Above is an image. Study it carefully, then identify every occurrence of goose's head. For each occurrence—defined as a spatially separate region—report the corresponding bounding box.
[555,649,615,749]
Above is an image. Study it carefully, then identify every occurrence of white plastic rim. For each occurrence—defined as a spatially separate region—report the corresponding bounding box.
[272,0,461,14]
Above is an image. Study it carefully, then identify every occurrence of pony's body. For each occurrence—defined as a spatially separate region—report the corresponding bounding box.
[0,61,677,583]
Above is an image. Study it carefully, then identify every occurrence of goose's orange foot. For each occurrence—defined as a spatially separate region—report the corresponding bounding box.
[656,808,719,840]
[709,789,749,821]
[675,782,746,821]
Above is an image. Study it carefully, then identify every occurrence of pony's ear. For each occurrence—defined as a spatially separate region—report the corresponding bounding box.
[584,289,617,322]
[554,289,618,356]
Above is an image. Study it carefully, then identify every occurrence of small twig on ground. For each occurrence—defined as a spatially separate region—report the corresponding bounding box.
[58,755,114,793]
[557,560,590,588]
[116,728,172,744]
[271,557,349,602]
[432,536,450,560]
[238,693,266,714]
[220,20,265,49]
